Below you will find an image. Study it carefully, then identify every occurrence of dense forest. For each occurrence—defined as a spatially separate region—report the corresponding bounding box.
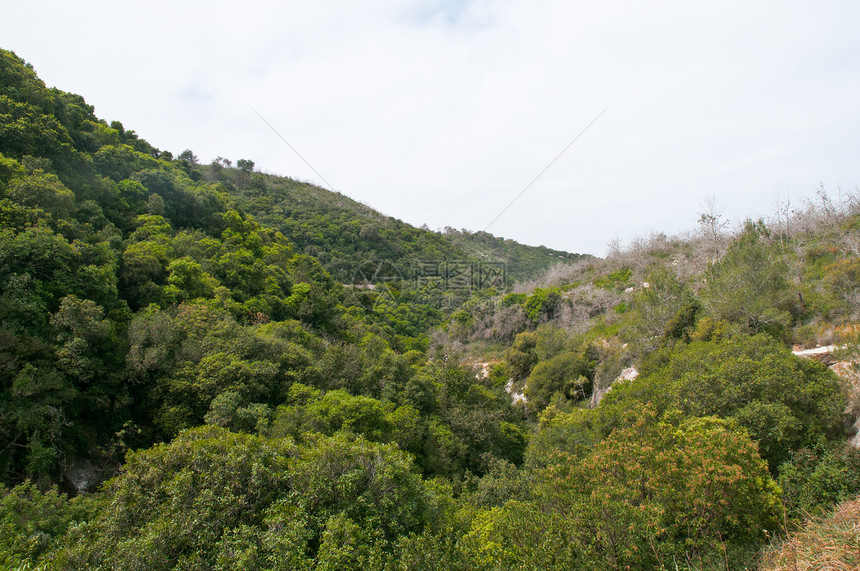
[213,161,583,285]
[1,47,859,570]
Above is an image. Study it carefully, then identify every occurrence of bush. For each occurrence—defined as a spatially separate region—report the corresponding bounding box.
[525,350,593,415]
[597,334,847,470]
[463,409,781,569]
[0,482,97,568]
[701,221,794,335]
[54,427,441,569]
[779,445,860,519]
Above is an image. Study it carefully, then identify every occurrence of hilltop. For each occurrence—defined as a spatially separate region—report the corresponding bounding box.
[160,152,586,286]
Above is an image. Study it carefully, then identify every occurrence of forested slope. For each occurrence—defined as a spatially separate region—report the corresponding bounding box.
[177,152,585,285]
[2,47,860,570]
[0,47,527,483]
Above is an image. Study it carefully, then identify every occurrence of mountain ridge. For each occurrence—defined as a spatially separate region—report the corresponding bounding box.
[186,155,588,285]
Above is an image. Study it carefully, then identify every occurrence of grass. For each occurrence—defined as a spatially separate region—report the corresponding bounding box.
[761,496,860,570]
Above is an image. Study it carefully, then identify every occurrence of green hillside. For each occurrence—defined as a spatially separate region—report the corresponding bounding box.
[179,155,587,286]
[2,47,860,570]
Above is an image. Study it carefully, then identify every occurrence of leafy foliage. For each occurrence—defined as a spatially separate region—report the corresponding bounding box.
[598,334,846,470]
[463,410,781,569]
[2,46,859,568]
[701,221,794,335]
[778,445,860,519]
[51,427,442,570]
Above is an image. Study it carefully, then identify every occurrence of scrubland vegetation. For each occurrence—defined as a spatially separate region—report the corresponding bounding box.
[1,47,859,569]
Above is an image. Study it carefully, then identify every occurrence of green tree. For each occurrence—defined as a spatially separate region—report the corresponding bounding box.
[55,426,304,570]
[505,331,538,381]
[92,144,154,181]
[50,295,124,420]
[177,149,197,164]
[566,411,781,555]
[778,445,860,519]
[525,349,593,414]
[0,481,97,568]
[0,96,74,160]
[163,256,219,302]
[627,266,696,352]
[701,221,794,334]
[0,50,55,114]
[523,287,562,325]
[598,334,846,470]
[289,433,436,547]
[464,410,781,569]
[7,169,75,220]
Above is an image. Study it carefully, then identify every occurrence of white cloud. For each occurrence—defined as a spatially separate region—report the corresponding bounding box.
[3,0,859,255]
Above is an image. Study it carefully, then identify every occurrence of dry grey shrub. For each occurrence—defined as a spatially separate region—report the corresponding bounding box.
[849,291,860,322]
[470,304,531,343]
[517,230,700,297]
[428,328,466,360]
[771,187,860,320]
[697,194,732,263]
[778,186,859,254]
[605,230,709,285]
[512,259,595,294]
[562,284,619,321]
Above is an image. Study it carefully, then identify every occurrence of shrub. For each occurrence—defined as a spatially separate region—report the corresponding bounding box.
[597,334,846,470]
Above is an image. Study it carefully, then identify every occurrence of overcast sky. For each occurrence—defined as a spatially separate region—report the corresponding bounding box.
[3,1,859,255]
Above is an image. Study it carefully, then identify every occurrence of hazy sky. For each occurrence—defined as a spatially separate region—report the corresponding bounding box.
[3,1,859,255]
